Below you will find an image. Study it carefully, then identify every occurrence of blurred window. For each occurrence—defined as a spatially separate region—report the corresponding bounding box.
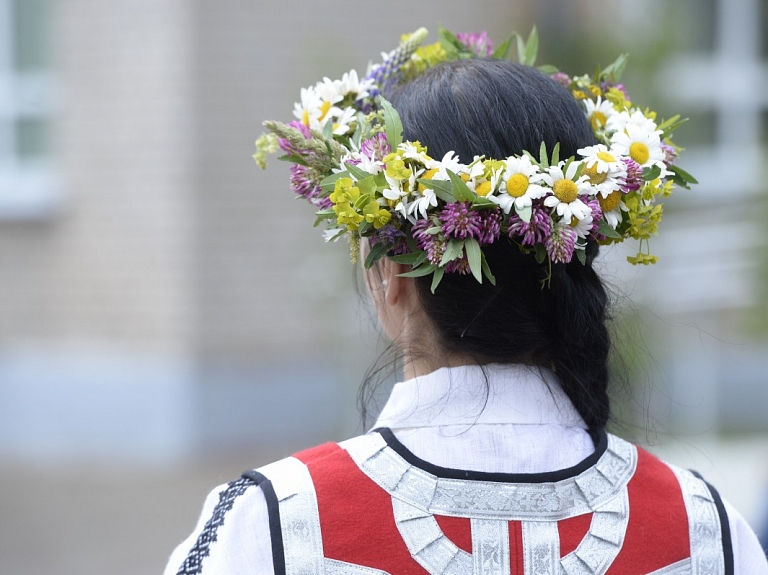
[0,0,59,218]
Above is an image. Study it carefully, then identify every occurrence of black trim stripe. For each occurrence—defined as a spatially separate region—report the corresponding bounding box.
[373,426,608,483]
[175,476,258,575]
[242,470,286,575]
[691,470,735,575]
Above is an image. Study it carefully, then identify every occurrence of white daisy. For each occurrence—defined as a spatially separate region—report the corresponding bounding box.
[598,191,628,229]
[490,155,547,214]
[335,69,375,101]
[426,151,464,180]
[610,123,667,171]
[577,144,628,198]
[606,109,658,135]
[407,188,437,220]
[399,142,431,165]
[571,211,594,239]
[541,161,592,222]
[330,107,356,136]
[583,97,617,132]
[293,86,323,128]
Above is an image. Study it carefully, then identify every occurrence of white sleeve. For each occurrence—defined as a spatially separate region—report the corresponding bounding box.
[727,500,768,575]
[163,479,275,575]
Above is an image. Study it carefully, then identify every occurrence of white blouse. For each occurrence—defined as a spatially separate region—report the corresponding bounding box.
[164,364,768,574]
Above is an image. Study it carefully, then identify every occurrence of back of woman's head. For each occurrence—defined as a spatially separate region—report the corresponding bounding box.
[390,59,612,429]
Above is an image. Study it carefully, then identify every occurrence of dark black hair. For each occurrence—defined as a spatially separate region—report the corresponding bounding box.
[385,58,612,429]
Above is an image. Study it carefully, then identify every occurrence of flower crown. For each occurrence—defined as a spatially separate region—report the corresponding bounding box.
[254,27,696,291]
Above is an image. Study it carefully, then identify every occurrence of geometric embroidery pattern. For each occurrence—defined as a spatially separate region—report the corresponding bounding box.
[175,476,258,575]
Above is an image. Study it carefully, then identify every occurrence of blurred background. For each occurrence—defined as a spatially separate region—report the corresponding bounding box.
[1,0,767,572]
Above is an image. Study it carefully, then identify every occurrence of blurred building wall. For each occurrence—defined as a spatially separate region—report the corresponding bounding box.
[0,0,766,465]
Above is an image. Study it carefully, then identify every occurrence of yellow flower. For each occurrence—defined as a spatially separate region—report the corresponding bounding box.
[363,200,392,229]
[330,177,360,205]
[334,201,364,231]
[384,154,411,180]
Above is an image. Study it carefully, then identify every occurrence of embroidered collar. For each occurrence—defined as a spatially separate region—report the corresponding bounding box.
[373,363,587,431]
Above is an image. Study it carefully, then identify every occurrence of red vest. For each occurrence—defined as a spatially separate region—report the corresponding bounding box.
[251,429,732,575]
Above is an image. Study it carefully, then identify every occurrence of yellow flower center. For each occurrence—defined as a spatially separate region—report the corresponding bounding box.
[629,142,650,165]
[553,179,579,203]
[319,101,332,121]
[302,109,310,126]
[506,174,529,198]
[582,163,607,185]
[599,191,622,213]
[597,151,616,163]
[460,173,470,183]
[475,181,492,197]
[418,168,439,193]
[590,112,607,130]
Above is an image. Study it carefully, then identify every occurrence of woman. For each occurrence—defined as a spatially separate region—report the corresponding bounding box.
[166,29,768,574]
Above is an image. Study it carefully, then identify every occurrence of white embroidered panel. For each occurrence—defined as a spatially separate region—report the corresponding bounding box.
[646,558,693,575]
[471,518,511,575]
[340,432,637,521]
[258,457,325,575]
[522,521,560,575]
[671,465,726,575]
[324,558,391,575]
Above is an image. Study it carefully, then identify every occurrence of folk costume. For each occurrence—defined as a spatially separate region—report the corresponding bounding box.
[164,365,768,574]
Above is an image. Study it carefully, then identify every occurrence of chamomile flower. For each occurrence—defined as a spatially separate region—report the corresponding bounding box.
[407,187,438,220]
[577,144,628,198]
[400,141,431,165]
[610,124,667,171]
[607,109,658,135]
[491,155,548,214]
[583,97,617,132]
[293,86,323,128]
[335,69,375,101]
[330,107,357,136]
[426,151,463,179]
[542,161,592,221]
[598,191,628,229]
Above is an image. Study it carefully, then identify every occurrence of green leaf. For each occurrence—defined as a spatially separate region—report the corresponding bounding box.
[669,165,698,184]
[598,219,622,239]
[602,53,629,82]
[523,26,539,66]
[390,251,427,266]
[377,96,403,149]
[439,27,467,53]
[356,175,377,196]
[319,171,349,192]
[398,264,436,278]
[534,244,547,264]
[551,142,561,166]
[492,34,514,60]
[576,248,587,265]
[440,239,464,266]
[322,119,334,140]
[538,141,549,168]
[276,153,309,167]
[472,196,496,208]
[447,170,475,202]
[465,238,483,283]
[312,210,335,227]
[516,34,526,65]
[660,117,688,140]
[642,165,662,181]
[430,267,445,293]
[364,240,390,269]
[345,162,371,181]
[516,204,532,223]
[481,253,496,286]
[417,178,455,203]
[537,64,560,75]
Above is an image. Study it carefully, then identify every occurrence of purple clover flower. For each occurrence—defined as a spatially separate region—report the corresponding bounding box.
[439,202,482,240]
[278,121,312,155]
[586,198,603,236]
[476,208,502,245]
[661,143,678,166]
[508,206,551,246]
[412,219,445,265]
[621,158,644,193]
[546,224,577,264]
[371,224,409,256]
[445,257,471,275]
[456,31,493,57]
[552,72,571,88]
[290,164,321,199]
[361,133,391,161]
